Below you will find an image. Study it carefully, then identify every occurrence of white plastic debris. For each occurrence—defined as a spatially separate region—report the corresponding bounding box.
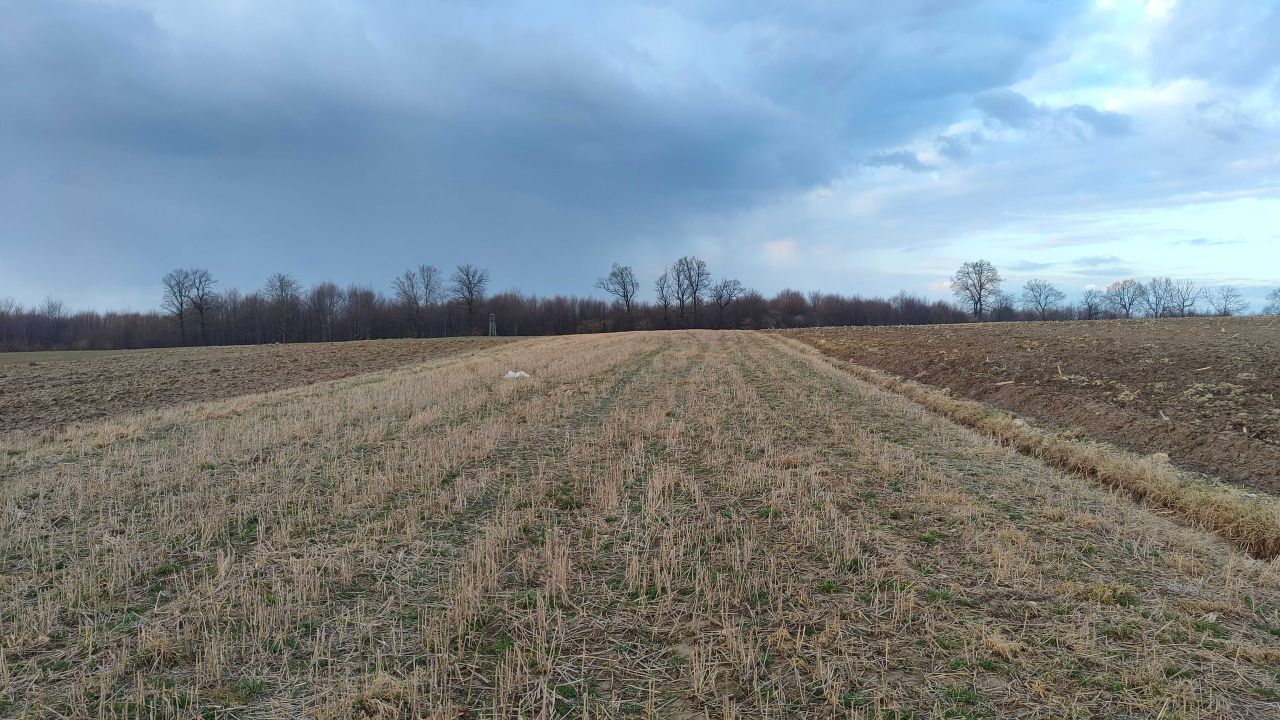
[504,370,530,379]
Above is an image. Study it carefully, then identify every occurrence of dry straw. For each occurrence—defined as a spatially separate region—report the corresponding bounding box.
[785,338,1280,560]
[4,330,1279,718]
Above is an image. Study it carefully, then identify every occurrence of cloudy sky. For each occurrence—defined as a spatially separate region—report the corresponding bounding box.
[2,0,1278,311]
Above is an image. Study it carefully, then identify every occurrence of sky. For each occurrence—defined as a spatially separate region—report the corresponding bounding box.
[2,0,1278,312]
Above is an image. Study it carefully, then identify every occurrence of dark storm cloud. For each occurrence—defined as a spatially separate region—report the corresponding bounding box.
[0,0,1097,306]
[4,0,1275,310]
[2,2,831,215]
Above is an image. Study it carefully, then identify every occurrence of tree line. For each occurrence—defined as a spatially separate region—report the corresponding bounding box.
[949,260,1276,321]
[2,258,1278,351]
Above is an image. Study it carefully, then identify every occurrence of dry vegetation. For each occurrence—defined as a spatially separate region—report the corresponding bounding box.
[786,317,1280,494]
[778,340,1280,561]
[0,337,512,437]
[3,331,1280,718]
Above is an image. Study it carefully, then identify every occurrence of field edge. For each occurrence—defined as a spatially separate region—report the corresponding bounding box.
[770,333,1280,560]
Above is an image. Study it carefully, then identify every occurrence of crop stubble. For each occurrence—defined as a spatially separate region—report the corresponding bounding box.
[2,331,1279,718]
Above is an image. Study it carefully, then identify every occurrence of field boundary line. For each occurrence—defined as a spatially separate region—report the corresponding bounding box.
[0,336,525,446]
[0,336,551,471]
[763,332,1280,561]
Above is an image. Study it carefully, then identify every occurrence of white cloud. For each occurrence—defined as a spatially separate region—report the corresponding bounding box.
[762,239,799,260]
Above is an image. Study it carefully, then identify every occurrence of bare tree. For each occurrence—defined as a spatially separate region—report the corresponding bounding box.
[1078,288,1104,320]
[187,269,217,345]
[393,265,441,308]
[988,290,1018,322]
[1103,279,1144,319]
[161,268,195,345]
[710,278,745,328]
[1143,277,1202,317]
[389,265,437,335]
[672,256,711,325]
[0,299,17,351]
[15,297,68,349]
[345,285,377,340]
[1265,289,1280,316]
[596,263,640,318]
[672,266,691,322]
[307,282,344,341]
[1169,279,1204,317]
[1207,286,1248,316]
[417,265,442,307]
[264,272,302,342]
[392,269,422,314]
[950,260,1001,320]
[654,270,673,329]
[39,296,66,320]
[264,272,301,302]
[773,289,808,325]
[450,264,489,334]
[1141,277,1171,317]
[1020,279,1066,320]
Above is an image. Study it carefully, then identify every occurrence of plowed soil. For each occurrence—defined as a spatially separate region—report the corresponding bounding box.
[0,338,513,436]
[786,317,1280,494]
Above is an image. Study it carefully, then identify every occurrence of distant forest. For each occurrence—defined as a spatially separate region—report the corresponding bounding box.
[2,257,1275,351]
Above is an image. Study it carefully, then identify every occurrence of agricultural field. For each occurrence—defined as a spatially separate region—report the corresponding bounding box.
[787,317,1280,494]
[3,330,1280,718]
[0,337,511,437]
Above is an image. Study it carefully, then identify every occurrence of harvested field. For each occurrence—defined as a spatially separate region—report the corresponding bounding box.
[0,338,512,437]
[786,317,1280,494]
[3,331,1280,718]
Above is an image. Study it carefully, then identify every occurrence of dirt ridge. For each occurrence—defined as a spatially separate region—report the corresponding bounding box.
[785,317,1280,494]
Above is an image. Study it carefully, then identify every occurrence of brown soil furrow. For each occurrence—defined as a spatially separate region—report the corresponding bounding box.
[0,337,516,437]
[784,317,1280,493]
